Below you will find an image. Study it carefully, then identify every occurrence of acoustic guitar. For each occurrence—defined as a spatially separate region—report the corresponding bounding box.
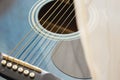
[0,0,97,80]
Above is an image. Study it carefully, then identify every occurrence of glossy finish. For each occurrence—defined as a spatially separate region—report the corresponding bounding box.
[0,0,91,80]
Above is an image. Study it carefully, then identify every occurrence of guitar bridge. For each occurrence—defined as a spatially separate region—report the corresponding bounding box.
[0,52,60,80]
[2,53,41,73]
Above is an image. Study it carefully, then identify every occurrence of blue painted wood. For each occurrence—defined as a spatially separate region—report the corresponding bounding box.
[0,0,91,80]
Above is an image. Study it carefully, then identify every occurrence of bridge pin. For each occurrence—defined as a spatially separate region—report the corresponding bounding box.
[12,65,18,70]
[1,60,7,66]
[29,72,35,78]
[23,70,29,75]
[7,62,12,68]
[18,67,24,73]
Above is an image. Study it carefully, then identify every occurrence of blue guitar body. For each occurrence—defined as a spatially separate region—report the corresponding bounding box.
[0,0,91,80]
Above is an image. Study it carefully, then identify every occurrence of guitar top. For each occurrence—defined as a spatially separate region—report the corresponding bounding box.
[0,0,92,80]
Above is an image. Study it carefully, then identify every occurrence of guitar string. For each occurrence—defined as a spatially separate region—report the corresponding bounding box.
[20,0,72,61]
[37,1,75,68]
[19,36,46,61]
[7,0,59,57]
[10,0,71,66]
[37,9,75,67]
[14,0,64,59]
[39,0,59,21]
[8,29,33,56]
[25,1,75,66]
[21,0,75,71]
[25,37,52,62]
[40,15,76,75]
[24,2,74,65]
[18,35,41,59]
[26,2,76,77]
[38,11,75,67]
[7,0,75,71]
[44,2,74,31]
[40,0,65,26]
[9,0,61,59]
[16,1,67,62]
[44,15,75,69]
[43,41,63,70]
[25,1,74,64]
[13,32,38,58]
[22,3,75,72]
[5,29,34,65]
[8,0,88,58]
[38,15,76,68]
[9,0,64,69]
[5,1,89,79]
[31,7,72,66]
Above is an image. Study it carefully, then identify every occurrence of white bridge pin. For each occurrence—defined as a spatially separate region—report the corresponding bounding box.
[18,67,24,73]
[1,60,7,66]
[7,62,12,68]
[23,70,29,75]
[12,65,18,70]
[29,72,35,78]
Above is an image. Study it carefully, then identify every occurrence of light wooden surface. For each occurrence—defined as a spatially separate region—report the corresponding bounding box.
[74,0,120,80]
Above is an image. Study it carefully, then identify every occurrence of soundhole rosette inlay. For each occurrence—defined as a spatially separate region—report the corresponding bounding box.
[29,0,98,40]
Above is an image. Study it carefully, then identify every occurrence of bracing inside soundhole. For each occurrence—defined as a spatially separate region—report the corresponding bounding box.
[38,0,78,34]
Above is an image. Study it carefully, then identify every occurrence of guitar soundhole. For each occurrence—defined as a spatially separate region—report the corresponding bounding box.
[38,1,78,34]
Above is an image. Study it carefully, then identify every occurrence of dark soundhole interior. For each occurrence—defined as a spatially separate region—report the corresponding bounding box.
[38,0,78,34]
